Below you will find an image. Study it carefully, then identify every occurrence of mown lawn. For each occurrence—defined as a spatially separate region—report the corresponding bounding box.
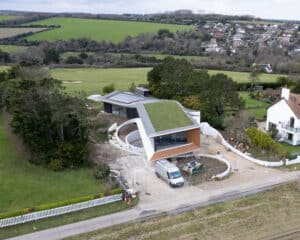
[0,44,27,53]
[24,17,193,42]
[51,68,285,96]
[280,142,300,156]
[0,199,138,240]
[0,113,102,213]
[239,92,270,119]
[207,69,286,83]
[67,183,300,240]
[51,67,150,96]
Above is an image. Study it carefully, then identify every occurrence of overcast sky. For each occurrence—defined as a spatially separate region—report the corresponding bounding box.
[1,0,299,21]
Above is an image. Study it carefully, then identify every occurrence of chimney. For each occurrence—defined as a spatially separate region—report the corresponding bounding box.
[281,87,290,101]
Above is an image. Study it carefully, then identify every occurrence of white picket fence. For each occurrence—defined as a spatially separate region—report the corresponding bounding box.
[0,194,122,228]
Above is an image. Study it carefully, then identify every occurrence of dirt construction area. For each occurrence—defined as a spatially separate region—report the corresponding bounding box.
[108,134,300,212]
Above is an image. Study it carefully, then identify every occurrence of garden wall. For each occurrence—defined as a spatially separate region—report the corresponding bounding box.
[200,122,284,167]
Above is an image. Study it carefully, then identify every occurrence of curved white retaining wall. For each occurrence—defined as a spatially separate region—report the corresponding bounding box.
[112,118,152,156]
[200,122,284,167]
[286,156,300,166]
[125,130,145,154]
[198,153,231,180]
[126,130,141,145]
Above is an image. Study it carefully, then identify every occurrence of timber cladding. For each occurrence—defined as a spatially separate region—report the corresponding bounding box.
[187,128,201,147]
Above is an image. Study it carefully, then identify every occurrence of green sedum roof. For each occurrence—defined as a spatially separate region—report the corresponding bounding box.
[144,101,193,132]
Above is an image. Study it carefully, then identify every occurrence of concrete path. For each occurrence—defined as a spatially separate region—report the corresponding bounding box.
[7,171,300,240]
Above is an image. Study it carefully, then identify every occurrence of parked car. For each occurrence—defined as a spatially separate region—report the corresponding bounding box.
[155,159,184,187]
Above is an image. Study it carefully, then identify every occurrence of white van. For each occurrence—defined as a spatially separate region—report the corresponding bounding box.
[155,159,184,187]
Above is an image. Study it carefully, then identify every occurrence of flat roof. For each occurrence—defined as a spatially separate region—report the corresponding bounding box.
[101,91,158,107]
[143,101,193,132]
[107,91,145,104]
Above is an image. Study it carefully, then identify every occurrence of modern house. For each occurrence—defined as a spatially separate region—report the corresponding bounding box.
[266,88,300,145]
[101,90,201,161]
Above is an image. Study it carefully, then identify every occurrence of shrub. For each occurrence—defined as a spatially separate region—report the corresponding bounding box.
[111,188,123,195]
[102,83,115,94]
[79,52,88,59]
[65,56,83,64]
[58,142,87,168]
[93,163,110,180]
[246,127,286,157]
[47,159,65,171]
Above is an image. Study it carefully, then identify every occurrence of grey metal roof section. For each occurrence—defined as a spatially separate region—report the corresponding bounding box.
[101,91,158,107]
[106,91,144,104]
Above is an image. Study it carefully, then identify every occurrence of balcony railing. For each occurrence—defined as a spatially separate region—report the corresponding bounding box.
[281,123,300,133]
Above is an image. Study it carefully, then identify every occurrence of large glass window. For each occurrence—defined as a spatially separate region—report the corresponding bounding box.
[112,105,127,118]
[154,132,188,151]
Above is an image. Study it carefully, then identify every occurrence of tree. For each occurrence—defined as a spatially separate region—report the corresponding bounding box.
[129,82,136,92]
[43,48,60,64]
[158,29,174,39]
[147,57,194,99]
[65,56,83,64]
[147,58,244,128]
[103,83,115,94]
[2,66,89,169]
[200,73,244,128]
[249,63,262,90]
[183,95,201,110]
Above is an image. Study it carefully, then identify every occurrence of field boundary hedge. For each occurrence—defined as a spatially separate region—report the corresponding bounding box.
[0,188,122,220]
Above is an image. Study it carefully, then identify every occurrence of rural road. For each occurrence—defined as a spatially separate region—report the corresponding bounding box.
[7,171,300,240]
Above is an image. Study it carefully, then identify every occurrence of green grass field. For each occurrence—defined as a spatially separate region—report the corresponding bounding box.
[24,17,193,42]
[0,45,27,53]
[50,67,285,96]
[207,69,286,83]
[144,101,193,131]
[51,67,149,95]
[0,113,102,213]
[0,200,137,240]
[239,92,270,119]
[0,15,21,22]
[67,183,300,240]
[280,142,300,156]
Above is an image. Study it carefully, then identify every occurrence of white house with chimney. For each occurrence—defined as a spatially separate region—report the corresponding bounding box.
[266,88,300,145]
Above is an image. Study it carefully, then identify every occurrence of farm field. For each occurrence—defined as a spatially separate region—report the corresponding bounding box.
[24,17,194,42]
[0,27,46,39]
[0,113,102,213]
[67,183,300,240]
[0,15,21,22]
[51,67,285,96]
[0,44,27,53]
